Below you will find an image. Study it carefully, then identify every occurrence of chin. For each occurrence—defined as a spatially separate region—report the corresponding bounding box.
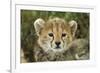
[51,47,65,53]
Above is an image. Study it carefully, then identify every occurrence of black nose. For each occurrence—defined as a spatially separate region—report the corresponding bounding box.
[55,42,61,46]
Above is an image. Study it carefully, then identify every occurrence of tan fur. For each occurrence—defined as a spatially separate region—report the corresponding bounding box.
[21,18,89,62]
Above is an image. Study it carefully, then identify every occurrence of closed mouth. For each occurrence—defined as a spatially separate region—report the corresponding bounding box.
[55,46,61,49]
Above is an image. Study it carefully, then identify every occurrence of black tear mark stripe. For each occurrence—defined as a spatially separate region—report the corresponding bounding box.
[50,35,54,48]
[50,24,54,47]
[62,37,65,47]
[62,38,64,43]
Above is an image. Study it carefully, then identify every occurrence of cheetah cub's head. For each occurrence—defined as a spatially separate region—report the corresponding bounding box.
[34,18,77,52]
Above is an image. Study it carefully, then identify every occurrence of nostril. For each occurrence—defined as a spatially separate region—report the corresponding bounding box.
[55,42,61,46]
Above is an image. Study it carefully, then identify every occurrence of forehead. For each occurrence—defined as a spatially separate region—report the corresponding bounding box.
[44,18,70,33]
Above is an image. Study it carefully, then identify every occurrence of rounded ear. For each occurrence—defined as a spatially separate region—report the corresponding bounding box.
[69,20,77,37]
[34,18,45,36]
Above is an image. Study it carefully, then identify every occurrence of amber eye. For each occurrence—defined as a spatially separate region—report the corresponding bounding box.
[48,33,53,37]
[62,33,66,37]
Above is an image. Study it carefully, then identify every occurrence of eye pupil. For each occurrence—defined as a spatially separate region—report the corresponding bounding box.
[62,33,66,37]
[48,33,53,37]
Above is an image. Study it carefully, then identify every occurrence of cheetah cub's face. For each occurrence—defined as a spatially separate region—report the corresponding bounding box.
[34,18,77,52]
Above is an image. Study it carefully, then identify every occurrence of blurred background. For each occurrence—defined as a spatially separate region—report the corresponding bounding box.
[21,10,89,62]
